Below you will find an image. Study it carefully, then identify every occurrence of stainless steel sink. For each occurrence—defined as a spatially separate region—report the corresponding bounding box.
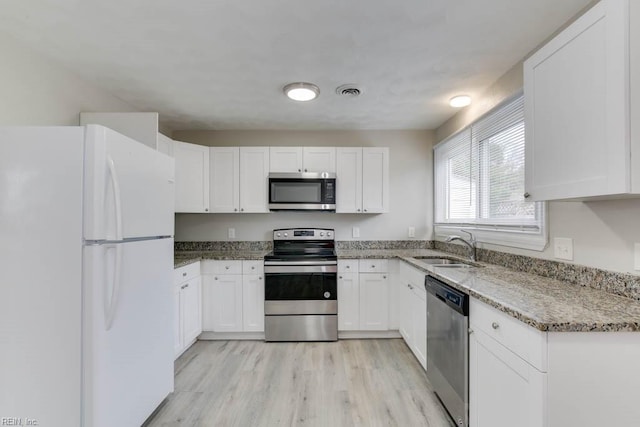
[413,257,463,265]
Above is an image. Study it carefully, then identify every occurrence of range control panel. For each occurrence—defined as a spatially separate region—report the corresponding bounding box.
[273,228,334,240]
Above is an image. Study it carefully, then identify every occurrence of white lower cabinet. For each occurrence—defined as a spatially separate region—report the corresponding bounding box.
[337,260,389,332]
[201,260,264,334]
[398,262,427,369]
[174,262,202,359]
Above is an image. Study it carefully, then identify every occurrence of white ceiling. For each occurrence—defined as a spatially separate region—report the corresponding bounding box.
[0,0,591,131]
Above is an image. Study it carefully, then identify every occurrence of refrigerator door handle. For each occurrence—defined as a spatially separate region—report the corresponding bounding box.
[107,156,123,241]
[104,243,123,331]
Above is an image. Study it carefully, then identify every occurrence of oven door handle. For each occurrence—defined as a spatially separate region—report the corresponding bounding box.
[264,260,337,266]
[264,265,338,274]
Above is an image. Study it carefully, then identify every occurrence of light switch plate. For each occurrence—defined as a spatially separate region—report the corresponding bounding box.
[408,227,415,238]
[553,237,573,261]
[634,243,640,271]
[352,227,360,238]
[228,228,235,239]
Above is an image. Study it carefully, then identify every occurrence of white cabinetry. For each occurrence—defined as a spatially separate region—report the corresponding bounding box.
[470,297,640,426]
[156,133,174,157]
[269,146,336,173]
[524,0,640,200]
[173,262,202,359]
[358,259,389,331]
[209,147,269,213]
[173,140,210,213]
[337,261,360,331]
[398,262,427,369]
[336,147,389,213]
[201,260,265,336]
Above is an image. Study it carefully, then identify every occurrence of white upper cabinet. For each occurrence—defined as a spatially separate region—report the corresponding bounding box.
[336,147,389,213]
[524,0,640,200]
[173,140,210,213]
[156,133,174,157]
[209,147,269,213]
[270,147,336,173]
[209,147,240,212]
[239,147,270,213]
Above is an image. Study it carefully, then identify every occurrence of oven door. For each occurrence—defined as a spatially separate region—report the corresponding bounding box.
[264,264,337,315]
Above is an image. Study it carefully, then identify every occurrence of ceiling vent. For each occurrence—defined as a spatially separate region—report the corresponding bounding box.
[336,84,362,97]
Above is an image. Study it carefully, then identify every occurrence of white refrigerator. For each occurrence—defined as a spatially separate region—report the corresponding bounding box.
[0,125,175,427]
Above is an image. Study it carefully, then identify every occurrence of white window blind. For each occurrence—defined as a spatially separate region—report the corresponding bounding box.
[434,93,546,250]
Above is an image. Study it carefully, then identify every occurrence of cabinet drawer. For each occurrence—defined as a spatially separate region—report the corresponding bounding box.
[201,260,242,275]
[470,298,547,371]
[174,261,200,284]
[359,259,388,273]
[242,260,264,275]
[338,260,359,273]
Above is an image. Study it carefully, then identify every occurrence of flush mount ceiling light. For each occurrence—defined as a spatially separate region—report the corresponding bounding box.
[283,82,320,101]
[449,95,471,108]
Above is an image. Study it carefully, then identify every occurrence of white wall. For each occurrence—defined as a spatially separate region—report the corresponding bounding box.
[0,33,136,125]
[435,59,640,276]
[172,129,433,242]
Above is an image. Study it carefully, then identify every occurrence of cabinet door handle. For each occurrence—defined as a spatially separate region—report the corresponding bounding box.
[304,168,308,172]
[371,265,375,268]
[492,322,500,330]
[234,208,238,212]
[383,275,387,279]
[182,272,187,277]
[259,276,262,280]
[524,192,530,198]
[241,208,244,212]
[251,266,255,270]
[345,265,350,269]
[225,266,230,269]
[205,208,209,212]
[214,277,218,280]
[357,209,361,212]
[298,169,301,172]
[339,275,343,279]
[184,283,189,289]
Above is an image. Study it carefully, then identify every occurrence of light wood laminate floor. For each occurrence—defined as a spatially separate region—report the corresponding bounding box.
[145,339,453,427]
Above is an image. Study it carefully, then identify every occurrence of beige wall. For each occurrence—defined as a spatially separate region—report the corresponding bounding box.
[0,33,136,126]
[434,52,640,276]
[172,129,434,242]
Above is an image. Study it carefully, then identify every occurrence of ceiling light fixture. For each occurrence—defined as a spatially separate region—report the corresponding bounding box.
[449,95,471,108]
[283,82,320,101]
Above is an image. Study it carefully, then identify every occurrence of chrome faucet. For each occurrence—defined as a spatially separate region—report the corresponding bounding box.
[445,231,477,262]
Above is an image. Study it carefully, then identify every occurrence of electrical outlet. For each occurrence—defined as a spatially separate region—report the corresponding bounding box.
[228,228,235,239]
[634,243,640,271]
[553,237,573,261]
[352,227,360,238]
[408,226,415,238]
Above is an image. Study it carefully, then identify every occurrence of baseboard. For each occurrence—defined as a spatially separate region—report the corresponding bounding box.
[338,330,402,339]
[199,331,266,340]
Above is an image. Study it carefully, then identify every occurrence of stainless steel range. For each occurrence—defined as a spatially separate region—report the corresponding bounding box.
[263,228,338,342]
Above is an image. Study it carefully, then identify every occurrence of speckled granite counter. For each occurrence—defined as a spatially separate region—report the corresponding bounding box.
[174,247,640,332]
[337,248,640,332]
[174,250,270,268]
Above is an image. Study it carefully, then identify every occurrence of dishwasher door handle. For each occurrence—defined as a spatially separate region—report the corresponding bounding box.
[436,294,447,303]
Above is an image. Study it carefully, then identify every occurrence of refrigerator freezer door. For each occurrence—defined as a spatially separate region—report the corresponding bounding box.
[84,125,175,241]
[83,238,174,427]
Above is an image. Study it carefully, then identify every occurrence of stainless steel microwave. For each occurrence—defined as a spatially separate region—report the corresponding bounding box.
[268,172,336,211]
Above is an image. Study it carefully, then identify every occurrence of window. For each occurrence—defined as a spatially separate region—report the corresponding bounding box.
[434,93,547,250]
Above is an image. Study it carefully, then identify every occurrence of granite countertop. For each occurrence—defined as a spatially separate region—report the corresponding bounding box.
[175,248,640,332]
[174,250,270,268]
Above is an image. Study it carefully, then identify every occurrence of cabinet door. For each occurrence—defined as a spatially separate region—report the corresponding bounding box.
[242,274,264,332]
[336,147,362,213]
[302,147,336,173]
[173,284,183,358]
[269,147,303,172]
[240,147,270,213]
[359,273,389,331]
[362,147,389,213]
[410,286,427,370]
[469,329,545,427]
[173,140,210,212]
[397,281,412,343]
[337,272,360,330]
[202,274,243,332]
[210,147,240,212]
[524,0,629,200]
[181,276,202,345]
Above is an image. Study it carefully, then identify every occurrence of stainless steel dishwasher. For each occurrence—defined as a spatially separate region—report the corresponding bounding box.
[425,275,469,427]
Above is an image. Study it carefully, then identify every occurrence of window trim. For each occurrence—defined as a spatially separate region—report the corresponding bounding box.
[433,92,548,251]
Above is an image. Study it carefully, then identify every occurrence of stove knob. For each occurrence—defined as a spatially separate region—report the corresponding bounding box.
[284,233,288,237]
[327,232,332,237]
[324,291,331,299]
[320,232,325,237]
[276,233,281,237]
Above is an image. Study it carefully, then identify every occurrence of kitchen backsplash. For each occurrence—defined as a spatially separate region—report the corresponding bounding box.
[175,241,272,252]
[335,240,434,250]
[435,241,640,301]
